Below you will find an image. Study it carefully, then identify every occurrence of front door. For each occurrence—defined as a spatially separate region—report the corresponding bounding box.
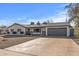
[26,28,31,35]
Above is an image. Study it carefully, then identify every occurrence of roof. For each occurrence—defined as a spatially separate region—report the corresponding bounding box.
[0,26,7,29]
[8,22,70,28]
[22,22,70,27]
[8,23,26,28]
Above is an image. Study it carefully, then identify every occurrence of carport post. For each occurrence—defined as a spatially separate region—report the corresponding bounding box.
[67,26,70,37]
[46,27,48,36]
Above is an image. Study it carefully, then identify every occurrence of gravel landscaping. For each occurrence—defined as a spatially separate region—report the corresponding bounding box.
[0,36,37,49]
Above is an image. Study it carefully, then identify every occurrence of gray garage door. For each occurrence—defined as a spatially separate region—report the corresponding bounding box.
[47,28,67,36]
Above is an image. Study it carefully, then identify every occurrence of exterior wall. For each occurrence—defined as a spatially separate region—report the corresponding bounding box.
[8,24,26,35]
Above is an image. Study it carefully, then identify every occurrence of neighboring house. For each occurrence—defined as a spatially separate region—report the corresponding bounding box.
[6,22,74,37]
[0,26,7,35]
[7,23,26,35]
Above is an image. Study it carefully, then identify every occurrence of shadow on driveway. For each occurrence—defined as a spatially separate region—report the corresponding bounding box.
[71,37,79,45]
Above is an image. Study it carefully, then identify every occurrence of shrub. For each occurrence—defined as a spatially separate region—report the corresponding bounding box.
[74,27,79,38]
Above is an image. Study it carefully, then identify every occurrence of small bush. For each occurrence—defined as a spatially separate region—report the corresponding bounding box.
[74,27,79,38]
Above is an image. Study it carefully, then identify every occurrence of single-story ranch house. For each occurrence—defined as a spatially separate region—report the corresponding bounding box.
[3,22,74,37]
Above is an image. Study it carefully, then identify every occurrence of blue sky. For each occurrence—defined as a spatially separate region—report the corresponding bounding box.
[0,3,68,26]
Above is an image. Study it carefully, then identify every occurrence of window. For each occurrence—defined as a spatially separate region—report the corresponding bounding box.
[7,32,10,34]
[3,33,6,34]
[11,29,14,32]
[17,29,21,32]
[20,31,24,34]
[12,31,17,34]
[34,29,40,32]
[28,28,30,31]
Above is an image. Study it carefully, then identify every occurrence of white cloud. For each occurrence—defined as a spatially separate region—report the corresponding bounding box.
[26,11,68,23]
[0,17,28,26]
[47,11,67,22]
[0,11,68,26]
[23,11,68,24]
[0,19,14,26]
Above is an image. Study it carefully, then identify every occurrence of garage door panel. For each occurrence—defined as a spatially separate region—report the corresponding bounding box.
[47,28,67,36]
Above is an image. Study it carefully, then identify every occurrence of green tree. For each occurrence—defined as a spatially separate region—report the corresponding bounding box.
[65,3,79,27]
[30,22,35,25]
[65,3,79,38]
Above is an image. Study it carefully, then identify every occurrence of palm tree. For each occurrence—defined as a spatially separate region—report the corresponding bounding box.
[65,3,79,27]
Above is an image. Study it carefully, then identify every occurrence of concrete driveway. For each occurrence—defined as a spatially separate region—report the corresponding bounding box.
[5,37,79,56]
[0,49,31,56]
